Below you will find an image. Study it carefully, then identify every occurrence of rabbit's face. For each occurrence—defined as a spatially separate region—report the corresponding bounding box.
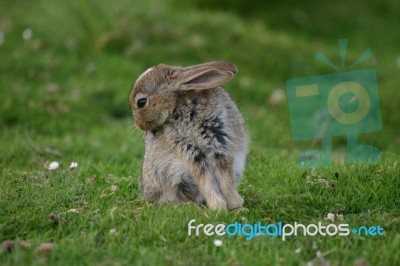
[130,65,177,131]
[130,62,237,131]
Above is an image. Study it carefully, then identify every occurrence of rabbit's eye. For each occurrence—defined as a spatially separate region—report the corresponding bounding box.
[137,98,147,108]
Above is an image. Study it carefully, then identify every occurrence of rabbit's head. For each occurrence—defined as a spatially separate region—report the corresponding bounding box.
[130,61,237,131]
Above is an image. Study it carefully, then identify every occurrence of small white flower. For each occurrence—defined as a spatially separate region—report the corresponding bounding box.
[295,247,302,253]
[22,28,32,40]
[269,88,286,106]
[213,239,223,247]
[109,228,117,236]
[47,161,59,170]
[111,185,118,192]
[326,213,335,221]
[69,162,78,169]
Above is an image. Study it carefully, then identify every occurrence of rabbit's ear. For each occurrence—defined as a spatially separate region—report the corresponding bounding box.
[173,61,237,91]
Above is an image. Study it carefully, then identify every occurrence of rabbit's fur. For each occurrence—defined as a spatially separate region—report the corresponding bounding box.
[130,61,248,210]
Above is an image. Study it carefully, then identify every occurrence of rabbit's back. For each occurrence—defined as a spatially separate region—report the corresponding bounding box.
[166,88,247,155]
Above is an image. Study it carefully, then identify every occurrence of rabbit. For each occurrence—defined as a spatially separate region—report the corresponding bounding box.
[129,61,248,210]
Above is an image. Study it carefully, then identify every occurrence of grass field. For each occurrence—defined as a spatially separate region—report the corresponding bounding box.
[0,0,399,265]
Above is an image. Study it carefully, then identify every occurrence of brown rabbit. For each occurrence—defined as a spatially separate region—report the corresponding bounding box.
[130,61,248,210]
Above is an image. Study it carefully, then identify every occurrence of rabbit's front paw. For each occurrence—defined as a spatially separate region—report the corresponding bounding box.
[206,196,227,210]
[226,194,244,210]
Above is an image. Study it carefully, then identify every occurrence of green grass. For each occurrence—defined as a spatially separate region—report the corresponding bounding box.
[0,0,399,265]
